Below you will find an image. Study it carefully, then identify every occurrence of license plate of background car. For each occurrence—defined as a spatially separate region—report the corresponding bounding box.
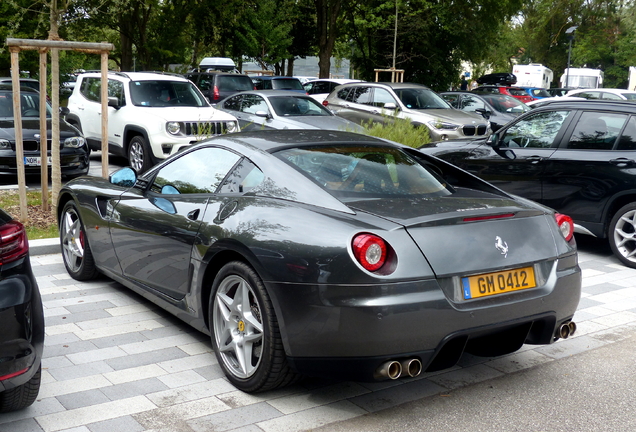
[462,266,536,300]
[24,156,52,166]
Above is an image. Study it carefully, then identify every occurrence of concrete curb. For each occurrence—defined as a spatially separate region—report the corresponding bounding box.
[30,237,60,256]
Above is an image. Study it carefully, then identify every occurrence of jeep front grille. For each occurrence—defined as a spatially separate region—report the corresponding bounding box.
[183,121,229,137]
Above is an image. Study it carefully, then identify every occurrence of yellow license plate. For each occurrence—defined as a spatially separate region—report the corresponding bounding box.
[462,266,536,300]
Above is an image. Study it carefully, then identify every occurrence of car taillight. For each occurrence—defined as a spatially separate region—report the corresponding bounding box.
[213,85,220,101]
[352,233,387,272]
[0,220,29,264]
[322,100,329,107]
[555,213,574,242]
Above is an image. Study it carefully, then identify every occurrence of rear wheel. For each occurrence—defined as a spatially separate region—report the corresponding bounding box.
[127,135,154,173]
[0,365,41,412]
[60,201,99,280]
[209,261,298,392]
[609,202,636,268]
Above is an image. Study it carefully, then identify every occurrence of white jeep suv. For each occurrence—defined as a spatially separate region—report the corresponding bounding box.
[66,71,240,172]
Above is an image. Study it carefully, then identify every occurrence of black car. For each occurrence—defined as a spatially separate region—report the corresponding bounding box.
[0,208,44,412]
[57,129,580,393]
[441,91,530,131]
[0,85,90,178]
[419,99,636,267]
[250,76,306,93]
[184,72,255,105]
[476,73,517,85]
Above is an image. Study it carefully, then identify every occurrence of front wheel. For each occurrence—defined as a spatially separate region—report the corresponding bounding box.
[609,202,636,268]
[60,201,99,280]
[209,261,298,392]
[127,135,154,173]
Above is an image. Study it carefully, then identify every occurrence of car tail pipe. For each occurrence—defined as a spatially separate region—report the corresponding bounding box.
[556,320,577,340]
[374,358,423,380]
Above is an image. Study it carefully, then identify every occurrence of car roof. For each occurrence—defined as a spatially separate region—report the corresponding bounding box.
[229,90,314,98]
[306,79,363,84]
[336,82,431,90]
[527,99,636,111]
[568,88,636,95]
[78,71,188,82]
[0,84,39,93]
[253,76,301,81]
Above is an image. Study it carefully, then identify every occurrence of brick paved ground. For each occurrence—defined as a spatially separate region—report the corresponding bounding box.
[1,237,635,432]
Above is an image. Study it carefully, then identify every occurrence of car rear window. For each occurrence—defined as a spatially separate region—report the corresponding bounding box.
[275,145,452,198]
[271,78,304,91]
[216,76,254,92]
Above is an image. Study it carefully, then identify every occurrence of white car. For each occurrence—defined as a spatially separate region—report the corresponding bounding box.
[304,78,363,103]
[66,71,240,172]
[565,88,636,101]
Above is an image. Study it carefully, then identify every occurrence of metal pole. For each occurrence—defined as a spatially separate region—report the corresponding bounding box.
[566,39,572,88]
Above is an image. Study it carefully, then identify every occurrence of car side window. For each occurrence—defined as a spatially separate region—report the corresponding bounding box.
[151,147,241,194]
[80,77,101,102]
[241,95,269,114]
[442,94,460,108]
[566,112,627,150]
[218,158,265,193]
[223,95,242,111]
[578,92,600,99]
[348,87,372,104]
[501,110,570,149]
[314,81,331,93]
[371,88,397,108]
[108,80,125,106]
[617,116,636,150]
[600,92,622,101]
[461,95,486,112]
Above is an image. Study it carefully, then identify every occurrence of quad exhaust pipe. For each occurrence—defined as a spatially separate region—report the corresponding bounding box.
[375,358,423,380]
[556,321,577,339]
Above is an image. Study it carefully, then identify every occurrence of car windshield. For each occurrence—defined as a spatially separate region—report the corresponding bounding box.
[393,88,450,110]
[271,78,304,91]
[269,96,331,116]
[275,145,452,198]
[129,80,208,107]
[0,91,51,118]
[482,95,530,114]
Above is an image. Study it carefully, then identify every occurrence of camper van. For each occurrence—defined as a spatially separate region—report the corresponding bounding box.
[560,68,604,89]
[198,57,239,73]
[512,64,553,88]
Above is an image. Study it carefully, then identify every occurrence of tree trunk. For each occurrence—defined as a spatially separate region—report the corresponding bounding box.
[287,57,295,76]
[315,0,343,78]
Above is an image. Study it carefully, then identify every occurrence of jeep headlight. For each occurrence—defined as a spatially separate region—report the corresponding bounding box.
[428,120,460,131]
[226,121,239,134]
[64,136,86,148]
[167,122,181,135]
[0,139,10,150]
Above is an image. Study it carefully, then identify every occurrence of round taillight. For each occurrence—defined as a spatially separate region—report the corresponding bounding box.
[555,213,574,242]
[322,100,329,107]
[352,233,387,272]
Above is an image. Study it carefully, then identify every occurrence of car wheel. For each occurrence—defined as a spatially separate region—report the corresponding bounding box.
[60,201,99,280]
[210,261,298,392]
[127,135,154,173]
[609,203,636,268]
[0,365,41,412]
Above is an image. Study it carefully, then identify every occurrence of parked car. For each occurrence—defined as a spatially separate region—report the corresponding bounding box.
[323,82,490,141]
[0,208,44,412]
[473,85,536,104]
[520,87,551,99]
[476,73,517,85]
[418,99,636,268]
[0,85,90,178]
[57,129,581,393]
[303,78,363,103]
[65,71,240,173]
[565,88,636,101]
[217,90,363,131]
[250,76,306,93]
[526,96,587,108]
[440,91,530,131]
[184,72,255,105]
[547,88,573,97]
[0,78,40,92]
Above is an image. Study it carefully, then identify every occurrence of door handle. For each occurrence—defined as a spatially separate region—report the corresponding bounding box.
[527,156,543,164]
[610,158,635,167]
[187,209,200,221]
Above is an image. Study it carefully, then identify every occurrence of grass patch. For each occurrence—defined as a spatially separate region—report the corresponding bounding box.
[362,116,430,148]
[0,190,58,240]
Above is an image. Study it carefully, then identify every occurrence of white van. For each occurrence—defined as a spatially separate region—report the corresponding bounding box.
[512,64,553,88]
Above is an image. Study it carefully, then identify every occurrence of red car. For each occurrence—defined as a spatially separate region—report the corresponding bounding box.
[473,85,536,104]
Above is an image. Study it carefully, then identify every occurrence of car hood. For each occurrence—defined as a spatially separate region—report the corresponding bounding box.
[404,108,487,125]
[347,192,558,277]
[0,118,81,140]
[274,115,365,132]
[137,107,238,122]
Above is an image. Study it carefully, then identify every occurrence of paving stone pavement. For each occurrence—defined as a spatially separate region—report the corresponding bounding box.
[1,237,635,432]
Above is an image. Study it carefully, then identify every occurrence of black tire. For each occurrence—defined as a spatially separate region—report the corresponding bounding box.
[609,202,636,268]
[0,365,41,412]
[209,261,299,392]
[127,135,154,173]
[60,201,99,280]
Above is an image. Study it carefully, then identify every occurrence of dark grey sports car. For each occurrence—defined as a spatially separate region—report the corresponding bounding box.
[57,130,581,393]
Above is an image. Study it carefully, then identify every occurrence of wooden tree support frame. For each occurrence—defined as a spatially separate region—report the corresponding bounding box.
[5,38,113,221]
[374,68,404,83]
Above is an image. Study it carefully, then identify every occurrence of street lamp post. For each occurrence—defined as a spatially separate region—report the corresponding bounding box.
[565,26,578,88]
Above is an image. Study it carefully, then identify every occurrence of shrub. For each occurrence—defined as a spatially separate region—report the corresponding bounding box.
[361,116,430,148]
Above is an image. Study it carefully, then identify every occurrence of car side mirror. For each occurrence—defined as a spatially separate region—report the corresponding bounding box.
[383,102,398,110]
[255,110,270,119]
[107,96,120,109]
[476,108,491,119]
[59,106,70,117]
[110,167,137,187]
